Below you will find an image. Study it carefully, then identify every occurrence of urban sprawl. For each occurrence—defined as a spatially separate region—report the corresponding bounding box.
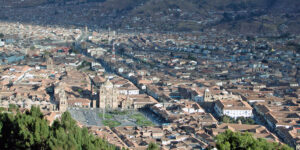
[0,22,299,150]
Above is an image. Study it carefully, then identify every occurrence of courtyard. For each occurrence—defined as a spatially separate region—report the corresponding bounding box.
[68,107,155,127]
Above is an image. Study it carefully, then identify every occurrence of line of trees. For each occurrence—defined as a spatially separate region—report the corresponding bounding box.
[215,130,292,150]
[0,106,118,150]
[221,115,256,125]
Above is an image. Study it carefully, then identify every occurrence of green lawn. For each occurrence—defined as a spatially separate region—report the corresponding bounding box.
[130,114,145,120]
[102,120,121,128]
[98,113,113,119]
[130,114,154,126]
[98,111,154,127]
[109,110,129,115]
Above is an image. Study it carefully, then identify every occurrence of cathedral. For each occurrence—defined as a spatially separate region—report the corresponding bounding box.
[99,80,119,109]
[98,79,133,110]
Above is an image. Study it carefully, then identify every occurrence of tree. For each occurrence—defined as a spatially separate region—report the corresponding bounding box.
[0,33,4,39]
[187,54,197,61]
[0,106,117,150]
[0,107,5,112]
[30,46,36,51]
[221,116,256,125]
[215,130,293,150]
[8,104,18,112]
[147,142,159,150]
[221,115,232,123]
[0,107,50,149]
[236,117,255,125]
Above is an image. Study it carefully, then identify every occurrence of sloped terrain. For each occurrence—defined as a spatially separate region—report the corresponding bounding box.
[0,0,299,34]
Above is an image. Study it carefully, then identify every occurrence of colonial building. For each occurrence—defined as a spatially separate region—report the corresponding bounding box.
[99,80,120,109]
[98,79,154,110]
[214,100,253,119]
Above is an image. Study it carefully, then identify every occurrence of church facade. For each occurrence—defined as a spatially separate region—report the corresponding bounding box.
[98,80,134,110]
[99,80,120,109]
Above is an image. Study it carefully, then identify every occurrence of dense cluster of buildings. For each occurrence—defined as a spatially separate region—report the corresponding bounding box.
[86,29,299,149]
[0,21,299,149]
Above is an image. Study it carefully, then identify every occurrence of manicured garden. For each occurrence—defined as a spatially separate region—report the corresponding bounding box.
[98,110,154,127]
[130,114,154,126]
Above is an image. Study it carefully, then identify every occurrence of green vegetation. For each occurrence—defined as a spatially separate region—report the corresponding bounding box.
[43,51,51,58]
[221,116,256,125]
[99,113,113,119]
[0,33,4,39]
[0,106,117,150]
[216,130,292,150]
[30,45,36,51]
[109,110,129,115]
[77,89,83,94]
[8,104,18,112]
[0,107,5,112]
[187,54,197,61]
[98,110,153,127]
[101,39,109,43]
[102,120,121,128]
[147,142,159,150]
[130,114,154,126]
[100,112,121,127]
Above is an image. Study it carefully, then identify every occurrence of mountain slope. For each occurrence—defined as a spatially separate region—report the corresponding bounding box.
[0,0,299,34]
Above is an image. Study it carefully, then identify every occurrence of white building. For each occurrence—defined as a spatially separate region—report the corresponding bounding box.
[118,87,139,95]
[214,100,253,119]
[182,107,204,113]
[0,40,4,47]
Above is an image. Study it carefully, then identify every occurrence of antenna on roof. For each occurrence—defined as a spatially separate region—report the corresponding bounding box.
[112,42,116,62]
[85,25,88,33]
[108,27,111,45]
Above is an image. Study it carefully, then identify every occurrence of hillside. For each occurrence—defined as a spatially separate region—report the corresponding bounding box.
[0,107,117,150]
[0,0,299,34]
